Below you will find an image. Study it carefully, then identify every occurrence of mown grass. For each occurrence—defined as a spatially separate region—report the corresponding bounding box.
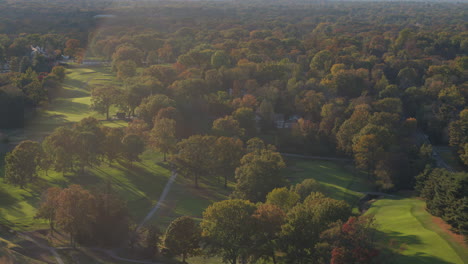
[366,196,467,264]
[0,151,172,231]
[283,158,372,208]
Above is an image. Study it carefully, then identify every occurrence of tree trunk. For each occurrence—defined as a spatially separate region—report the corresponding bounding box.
[106,107,109,120]
[163,152,166,162]
[224,174,228,189]
[182,253,186,263]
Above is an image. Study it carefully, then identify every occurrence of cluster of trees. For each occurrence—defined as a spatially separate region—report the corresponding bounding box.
[35,184,129,247]
[449,109,468,166]
[0,65,65,128]
[81,1,467,193]
[4,117,149,187]
[160,181,379,264]
[416,168,468,236]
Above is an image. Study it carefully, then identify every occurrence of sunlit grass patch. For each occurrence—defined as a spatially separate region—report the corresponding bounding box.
[366,197,467,264]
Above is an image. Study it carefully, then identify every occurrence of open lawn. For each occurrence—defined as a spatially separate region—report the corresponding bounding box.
[3,65,126,145]
[283,158,373,208]
[0,151,172,231]
[366,196,468,264]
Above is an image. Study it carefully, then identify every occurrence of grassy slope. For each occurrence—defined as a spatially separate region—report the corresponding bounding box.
[283,158,372,208]
[0,67,130,228]
[366,197,467,264]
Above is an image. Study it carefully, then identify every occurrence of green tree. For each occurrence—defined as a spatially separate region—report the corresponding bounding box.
[291,178,321,201]
[116,60,137,80]
[233,148,286,202]
[212,116,245,138]
[352,134,383,176]
[163,216,201,263]
[101,127,124,163]
[233,107,257,137]
[91,85,120,120]
[266,187,300,212]
[280,193,351,264]
[171,135,217,188]
[4,140,42,188]
[136,94,175,126]
[149,118,177,161]
[74,131,100,172]
[50,66,66,82]
[211,50,230,68]
[42,127,76,174]
[201,199,257,264]
[122,134,145,164]
[213,136,244,188]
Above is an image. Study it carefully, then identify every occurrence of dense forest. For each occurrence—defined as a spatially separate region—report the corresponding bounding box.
[0,0,467,263]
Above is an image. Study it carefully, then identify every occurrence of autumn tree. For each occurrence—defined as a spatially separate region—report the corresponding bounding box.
[163,216,201,263]
[126,119,150,141]
[64,39,80,58]
[56,185,96,247]
[251,204,286,264]
[4,140,42,188]
[35,187,61,233]
[320,216,380,264]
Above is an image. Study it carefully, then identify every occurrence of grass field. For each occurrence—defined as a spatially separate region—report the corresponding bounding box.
[283,158,372,208]
[3,65,126,145]
[366,196,468,264]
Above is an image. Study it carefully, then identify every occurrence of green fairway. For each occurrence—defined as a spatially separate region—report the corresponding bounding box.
[0,151,173,231]
[283,158,372,207]
[3,65,125,145]
[366,197,468,264]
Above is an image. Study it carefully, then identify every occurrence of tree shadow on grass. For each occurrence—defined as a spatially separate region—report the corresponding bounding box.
[116,162,167,199]
[63,78,87,91]
[377,245,457,264]
[375,229,423,246]
[397,253,456,264]
[0,186,19,209]
[50,99,90,115]
[59,87,89,98]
